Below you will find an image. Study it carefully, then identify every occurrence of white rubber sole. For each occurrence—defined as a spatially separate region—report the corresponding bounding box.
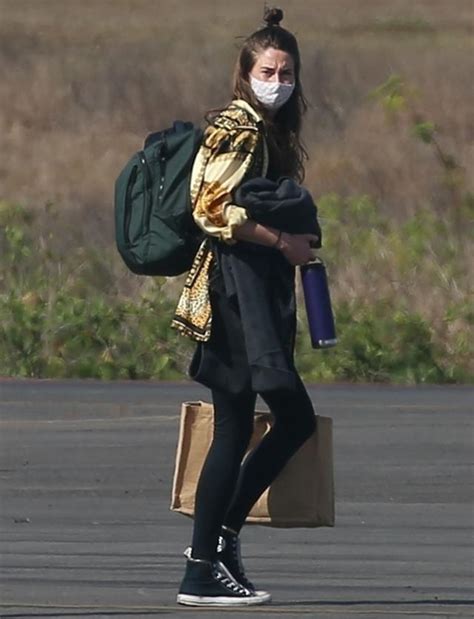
[177,591,271,606]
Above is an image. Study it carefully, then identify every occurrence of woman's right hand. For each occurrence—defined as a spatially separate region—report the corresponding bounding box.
[278,232,319,266]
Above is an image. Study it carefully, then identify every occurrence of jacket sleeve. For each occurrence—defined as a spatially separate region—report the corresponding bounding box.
[190,124,260,243]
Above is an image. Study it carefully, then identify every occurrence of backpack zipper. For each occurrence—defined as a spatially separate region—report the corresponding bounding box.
[157,141,166,218]
[124,164,138,246]
[138,150,153,234]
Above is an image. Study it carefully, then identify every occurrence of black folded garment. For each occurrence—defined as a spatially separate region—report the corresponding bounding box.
[234,176,322,245]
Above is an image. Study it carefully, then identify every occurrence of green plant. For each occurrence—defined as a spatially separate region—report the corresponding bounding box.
[0,201,193,379]
[370,74,470,230]
[1,194,472,382]
[296,301,453,384]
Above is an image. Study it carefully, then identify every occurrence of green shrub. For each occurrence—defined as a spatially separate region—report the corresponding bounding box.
[296,301,449,384]
[0,200,192,379]
[0,196,472,383]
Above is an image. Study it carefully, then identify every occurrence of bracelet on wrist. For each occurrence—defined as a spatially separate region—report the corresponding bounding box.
[272,230,282,249]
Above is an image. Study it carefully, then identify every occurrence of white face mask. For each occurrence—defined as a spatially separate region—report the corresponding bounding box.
[249,75,295,111]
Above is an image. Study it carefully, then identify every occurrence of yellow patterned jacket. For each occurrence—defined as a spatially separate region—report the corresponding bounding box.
[171,99,269,342]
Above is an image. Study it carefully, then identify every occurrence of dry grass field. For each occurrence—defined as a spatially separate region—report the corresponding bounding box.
[0,0,473,380]
[1,0,472,211]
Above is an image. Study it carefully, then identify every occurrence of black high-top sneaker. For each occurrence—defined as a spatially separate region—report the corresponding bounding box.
[217,526,269,598]
[177,554,270,607]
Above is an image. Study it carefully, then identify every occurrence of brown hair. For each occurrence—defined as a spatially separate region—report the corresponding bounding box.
[232,7,308,182]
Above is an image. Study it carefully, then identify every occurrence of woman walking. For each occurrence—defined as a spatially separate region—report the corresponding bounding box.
[172,7,320,607]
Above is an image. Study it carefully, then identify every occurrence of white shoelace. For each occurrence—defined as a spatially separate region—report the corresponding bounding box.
[213,569,248,594]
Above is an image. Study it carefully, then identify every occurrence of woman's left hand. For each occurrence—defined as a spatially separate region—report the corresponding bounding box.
[277,232,318,266]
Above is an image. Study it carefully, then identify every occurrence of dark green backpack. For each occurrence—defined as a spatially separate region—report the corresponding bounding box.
[114,121,204,276]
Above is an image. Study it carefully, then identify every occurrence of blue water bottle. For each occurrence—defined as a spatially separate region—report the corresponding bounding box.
[300,258,337,349]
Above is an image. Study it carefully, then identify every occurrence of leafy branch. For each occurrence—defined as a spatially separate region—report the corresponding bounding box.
[370,74,470,230]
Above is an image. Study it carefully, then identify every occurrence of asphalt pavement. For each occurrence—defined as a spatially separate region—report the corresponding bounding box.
[0,380,473,619]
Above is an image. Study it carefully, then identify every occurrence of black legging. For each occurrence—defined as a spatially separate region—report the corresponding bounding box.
[191,374,316,561]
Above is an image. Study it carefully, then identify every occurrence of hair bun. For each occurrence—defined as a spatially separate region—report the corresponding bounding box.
[264,6,284,27]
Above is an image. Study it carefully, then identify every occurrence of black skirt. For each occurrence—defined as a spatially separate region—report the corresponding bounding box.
[189,254,297,395]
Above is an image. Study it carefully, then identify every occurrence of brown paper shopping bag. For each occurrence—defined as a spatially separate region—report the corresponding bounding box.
[170,401,335,527]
